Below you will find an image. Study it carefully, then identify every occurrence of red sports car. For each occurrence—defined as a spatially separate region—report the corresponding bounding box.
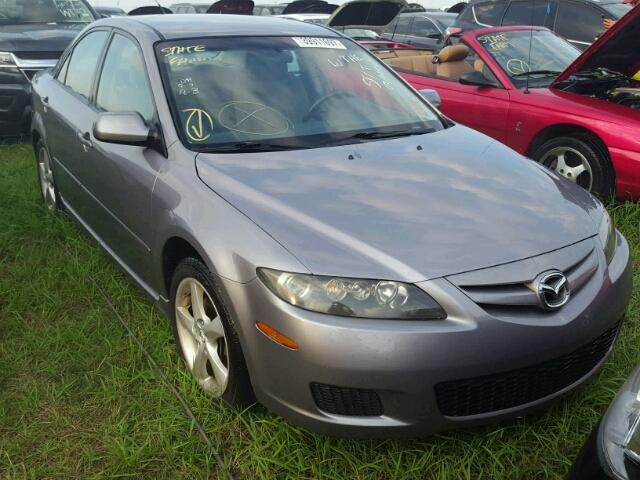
[381,4,640,199]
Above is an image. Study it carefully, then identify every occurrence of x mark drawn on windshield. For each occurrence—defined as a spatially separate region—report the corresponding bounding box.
[219,101,289,136]
[230,104,276,129]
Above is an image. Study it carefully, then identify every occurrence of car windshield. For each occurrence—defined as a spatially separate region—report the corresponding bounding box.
[0,0,94,24]
[156,36,443,151]
[476,30,581,88]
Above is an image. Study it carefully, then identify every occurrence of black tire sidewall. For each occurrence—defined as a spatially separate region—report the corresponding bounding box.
[169,257,254,407]
[532,136,614,200]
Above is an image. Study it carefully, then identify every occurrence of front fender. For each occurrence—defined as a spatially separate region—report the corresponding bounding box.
[147,148,309,298]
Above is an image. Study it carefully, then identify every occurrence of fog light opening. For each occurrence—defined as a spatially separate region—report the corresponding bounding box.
[255,321,299,350]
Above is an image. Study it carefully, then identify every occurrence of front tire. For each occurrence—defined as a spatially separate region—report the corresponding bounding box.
[169,257,254,407]
[35,139,62,211]
[531,135,615,200]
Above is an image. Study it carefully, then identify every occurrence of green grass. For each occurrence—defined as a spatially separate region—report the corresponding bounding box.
[0,141,638,479]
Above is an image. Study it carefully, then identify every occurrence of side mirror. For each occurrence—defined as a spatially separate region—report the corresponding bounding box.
[459,70,495,87]
[425,32,443,40]
[93,112,152,146]
[418,88,441,109]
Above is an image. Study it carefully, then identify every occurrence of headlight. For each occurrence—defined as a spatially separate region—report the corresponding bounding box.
[257,268,446,320]
[598,209,616,265]
[0,52,21,80]
[599,366,640,480]
[0,52,16,67]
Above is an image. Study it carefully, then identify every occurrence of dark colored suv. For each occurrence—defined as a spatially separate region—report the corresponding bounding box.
[382,11,457,49]
[451,0,631,50]
[0,0,97,136]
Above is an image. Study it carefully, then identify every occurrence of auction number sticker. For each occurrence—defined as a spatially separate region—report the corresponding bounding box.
[292,37,346,49]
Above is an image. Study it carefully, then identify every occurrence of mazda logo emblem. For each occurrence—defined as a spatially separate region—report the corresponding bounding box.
[535,271,570,310]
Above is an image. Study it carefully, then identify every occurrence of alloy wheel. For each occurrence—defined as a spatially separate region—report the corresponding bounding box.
[174,277,230,397]
[540,146,593,192]
[37,146,57,210]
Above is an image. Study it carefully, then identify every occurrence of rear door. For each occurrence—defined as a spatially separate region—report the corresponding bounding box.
[44,29,110,220]
[555,0,605,50]
[501,0,557,28]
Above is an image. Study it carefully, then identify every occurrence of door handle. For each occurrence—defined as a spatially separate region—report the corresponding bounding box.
[77,131,93,152]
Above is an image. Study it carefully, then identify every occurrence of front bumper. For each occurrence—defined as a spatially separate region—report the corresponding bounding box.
[223,233,632,437]
[611,147,640,200]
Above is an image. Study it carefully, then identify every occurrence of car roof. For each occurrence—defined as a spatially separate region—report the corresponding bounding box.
[399,11,457,17]
[99,13,338,39]
[95,5,124,11]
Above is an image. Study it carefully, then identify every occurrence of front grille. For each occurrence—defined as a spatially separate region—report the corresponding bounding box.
[448,240,597,314]
[0,96,14,111]
[435,322,621,417]
[13,51,62,60]
[311,383,383,416]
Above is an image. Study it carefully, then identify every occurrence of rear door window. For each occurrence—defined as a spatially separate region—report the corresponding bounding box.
[383,18,398,35]
[502,0,556,27]
[64,30,109,100]
[394,17,413,35]
[410,17,440,37]
[473,1,507,26]
[56,54,70,83]
[556,1,604,45]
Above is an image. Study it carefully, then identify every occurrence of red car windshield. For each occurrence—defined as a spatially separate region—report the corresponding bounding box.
[477,30,580,87]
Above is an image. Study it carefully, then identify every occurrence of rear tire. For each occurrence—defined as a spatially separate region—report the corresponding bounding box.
[35,139,63,211]
[169,257,254,407]
[531,135,615,201]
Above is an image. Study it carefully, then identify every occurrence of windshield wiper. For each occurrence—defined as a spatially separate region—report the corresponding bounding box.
[200,141,308,153]
[350,128,435,141]
[513,70,562,77]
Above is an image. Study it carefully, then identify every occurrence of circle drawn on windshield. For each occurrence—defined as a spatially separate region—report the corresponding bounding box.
[218,102,290,136]
[506,59,531,76]
[183,108,214,142]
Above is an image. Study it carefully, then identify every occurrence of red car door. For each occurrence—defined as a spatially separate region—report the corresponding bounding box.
[393,42,511,144]
[407,73,511,143]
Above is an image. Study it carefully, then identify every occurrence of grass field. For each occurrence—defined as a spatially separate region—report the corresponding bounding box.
[0,141,638,480]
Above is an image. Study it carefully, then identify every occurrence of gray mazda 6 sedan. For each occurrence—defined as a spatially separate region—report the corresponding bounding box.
[30,14,632,437]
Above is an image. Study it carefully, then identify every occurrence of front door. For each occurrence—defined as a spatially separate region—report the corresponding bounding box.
[81,31,162,281]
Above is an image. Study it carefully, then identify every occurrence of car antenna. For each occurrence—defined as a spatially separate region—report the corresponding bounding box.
[524,0,537,94]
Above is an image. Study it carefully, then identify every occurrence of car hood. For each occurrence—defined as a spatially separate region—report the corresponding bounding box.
[552,3,640,84]
[327,0,406,27]
[0,23,86,54]
[195,126,603,282]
